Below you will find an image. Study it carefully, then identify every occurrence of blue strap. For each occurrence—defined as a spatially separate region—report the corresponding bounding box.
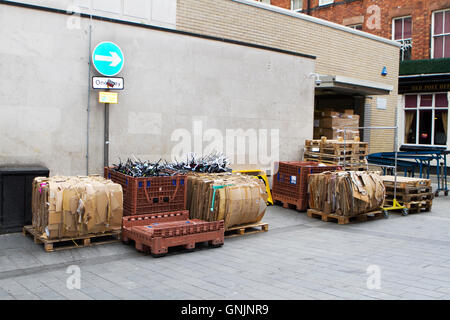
[211,184,233,212]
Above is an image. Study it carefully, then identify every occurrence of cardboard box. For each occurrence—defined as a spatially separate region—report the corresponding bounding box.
[314,127,359,140]
[319,114,360,128]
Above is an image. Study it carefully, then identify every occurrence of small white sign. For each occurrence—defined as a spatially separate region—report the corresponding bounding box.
[377,97,387,110]
[92,77,124,90]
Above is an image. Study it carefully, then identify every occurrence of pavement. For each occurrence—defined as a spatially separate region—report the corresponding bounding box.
[1,184,450,300]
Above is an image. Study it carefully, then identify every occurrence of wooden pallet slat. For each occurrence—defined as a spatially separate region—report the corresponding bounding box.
[23,225,121,252]
[225,222,269,238]
[385,192,434,202]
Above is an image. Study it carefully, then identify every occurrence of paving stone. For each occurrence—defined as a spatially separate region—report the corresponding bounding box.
[1,199,450,299]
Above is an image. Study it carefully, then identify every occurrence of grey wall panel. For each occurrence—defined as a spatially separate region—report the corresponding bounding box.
[0,4,315,175]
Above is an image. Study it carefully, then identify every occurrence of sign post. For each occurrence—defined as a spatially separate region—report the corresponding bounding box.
[92,41,124,168]
[104,99,109,168]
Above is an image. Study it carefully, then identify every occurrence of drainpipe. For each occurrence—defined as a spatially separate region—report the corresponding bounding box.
[307,0,311,15]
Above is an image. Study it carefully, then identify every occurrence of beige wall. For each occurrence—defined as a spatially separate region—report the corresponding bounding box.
[176,0,400,153]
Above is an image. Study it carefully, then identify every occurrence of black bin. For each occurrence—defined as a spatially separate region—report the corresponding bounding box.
[0,166,49,234]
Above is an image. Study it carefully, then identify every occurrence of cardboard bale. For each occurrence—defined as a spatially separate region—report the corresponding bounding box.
[308,171,385,216]
[187,173,268,229]
[32,176,123,239]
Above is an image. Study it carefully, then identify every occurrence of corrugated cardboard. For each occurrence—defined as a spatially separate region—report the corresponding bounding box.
[313,127,359,140]
[308,171,385,216]
[32,176,123,239]
[187,173,268,229]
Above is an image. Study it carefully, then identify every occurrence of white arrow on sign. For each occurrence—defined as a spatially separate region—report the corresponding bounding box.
[94,51,122,67]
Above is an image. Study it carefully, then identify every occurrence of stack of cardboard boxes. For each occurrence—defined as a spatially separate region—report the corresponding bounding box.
[314,109,360,140]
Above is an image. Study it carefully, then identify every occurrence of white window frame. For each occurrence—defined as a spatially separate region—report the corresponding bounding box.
[403,92,449,146]
[392,16,412,61]
[348,24,363,31]
[431,8,450,59]
[291,0,303,12]
[319,0,334,6]
[258,0,271,5]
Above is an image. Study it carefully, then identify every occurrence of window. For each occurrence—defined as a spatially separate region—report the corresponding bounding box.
[392,16,412,61]
[257,0,271,4]
[432,9,450,59]
[404,93,448,146]
[291,0,302,12]
[319,0,334,6]
[348,24,363,31]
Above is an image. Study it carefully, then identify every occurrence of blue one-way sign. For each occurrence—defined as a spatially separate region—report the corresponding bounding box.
[92,41,124,77]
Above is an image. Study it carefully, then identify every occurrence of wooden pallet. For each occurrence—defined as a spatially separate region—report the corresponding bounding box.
[384,199,432,213]
[303,157,368,171]
[304,146,366,157]
[307,209,383,225]
[385,192,434,202]
[304,151,367,161]
[384,185,433,194]
[305,139,368,154]
[225,222,269,238]
[23,225,121,252]
[380,176,431,188]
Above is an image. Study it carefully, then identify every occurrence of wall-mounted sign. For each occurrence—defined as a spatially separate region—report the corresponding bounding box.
[399,82,450,94]
[92,77,124,90]
[377,97,387,110]
[92,41,124,77]
[99,92,118,104]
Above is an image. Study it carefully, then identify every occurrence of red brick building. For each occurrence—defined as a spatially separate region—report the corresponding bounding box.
[262,0,450,61]
[263,0,450,149]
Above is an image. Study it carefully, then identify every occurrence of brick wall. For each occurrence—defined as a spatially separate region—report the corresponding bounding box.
[296,0,450,60]
[176,0,400,153]
[269,0,291,9]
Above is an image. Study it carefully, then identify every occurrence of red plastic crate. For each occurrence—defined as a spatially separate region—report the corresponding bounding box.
[105,167,187,216]
[272,192,308,211]
[272,162,341,210]
[125,218,224,257]
[122,210,189,229]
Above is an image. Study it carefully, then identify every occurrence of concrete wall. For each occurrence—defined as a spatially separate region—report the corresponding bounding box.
[7,0,177,29]
[0,3,315,175]
[176,0,401,153]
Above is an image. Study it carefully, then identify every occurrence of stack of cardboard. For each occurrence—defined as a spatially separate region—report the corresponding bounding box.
[308,171,385,216]
[187,173,268,229]
[32,175,123,239]
[314,110,360,140]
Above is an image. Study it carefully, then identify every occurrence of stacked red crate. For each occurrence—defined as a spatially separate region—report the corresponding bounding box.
[122,210,224,257]
[272,161,341,211]
[105,167,187,216]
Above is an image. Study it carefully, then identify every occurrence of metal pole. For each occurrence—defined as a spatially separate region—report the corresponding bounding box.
[343,128,347,170]
[104,102,109,167]
[86,14,92,175]
[394,126,398,200]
